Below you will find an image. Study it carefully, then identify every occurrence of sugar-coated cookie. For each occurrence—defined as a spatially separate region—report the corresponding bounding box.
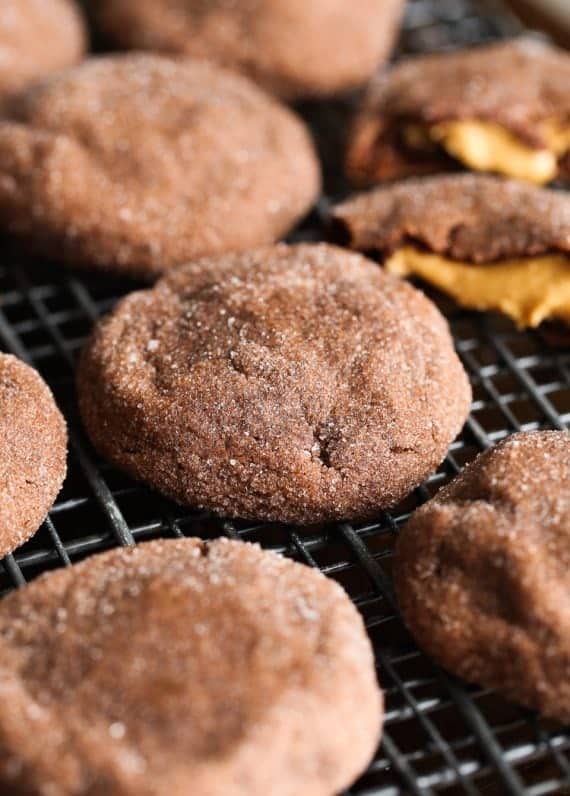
[346,39,570,185]
[0,55,320,278]
[91,0,405,99]
[0,537,383,795]
[396,431,570,722]
[332,174,570,330]
[0,353,67,557]
[0,0,85,102]
[78,243,471,524]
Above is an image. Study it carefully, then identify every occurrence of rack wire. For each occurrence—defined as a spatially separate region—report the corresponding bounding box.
[0,1,569,793]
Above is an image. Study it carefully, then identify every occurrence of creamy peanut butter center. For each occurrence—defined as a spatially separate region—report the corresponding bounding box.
[404,120,570,184]
[385,246,570,328]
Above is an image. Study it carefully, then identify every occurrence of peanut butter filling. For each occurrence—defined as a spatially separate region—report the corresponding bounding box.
[385,246,570,328]
[404,120,570,184]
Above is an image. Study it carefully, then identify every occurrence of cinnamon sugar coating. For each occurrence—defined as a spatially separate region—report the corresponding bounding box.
[0,353,67,557]
[78,243,471,524]
[346,39,570,184]
[0,54,320,278]
[91,0,405,99]
[396,431,570,722]
[0,0,85,102]
[331,174,570,263]
[0,537,382,795]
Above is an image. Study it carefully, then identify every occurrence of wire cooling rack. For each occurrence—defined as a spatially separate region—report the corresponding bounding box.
[0,1,569,794]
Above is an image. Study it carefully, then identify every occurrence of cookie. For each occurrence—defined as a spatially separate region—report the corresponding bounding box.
[0,537,382,795]
[0,54,320,279]
[346,38,570,185]
[331,174,570,330]
[396,431,570,722]
[0,0,85,102]
[0,353,67,557]
[90,0,405,100]
[77,242,471,525]
[505,0,570,49]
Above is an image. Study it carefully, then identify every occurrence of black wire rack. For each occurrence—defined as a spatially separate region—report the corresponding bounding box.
[0,1,569,794]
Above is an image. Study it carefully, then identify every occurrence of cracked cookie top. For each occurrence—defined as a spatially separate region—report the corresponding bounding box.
[396,431,570,722]
[77,242,471,524]
[345,38,570,184]
[331,174,570,263]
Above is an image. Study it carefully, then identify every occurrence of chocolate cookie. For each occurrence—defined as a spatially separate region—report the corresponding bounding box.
[346,39,570,185]
[0,54,320,279]
[0,537,383,795]
[396,431,570,722]
[90,0,405,100]
[78,243,471,525]
[0,0,85,102]
[332,174,570,329]
[0,353,67,557]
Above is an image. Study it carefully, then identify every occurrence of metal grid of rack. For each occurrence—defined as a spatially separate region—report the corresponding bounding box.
[0,1,569,793]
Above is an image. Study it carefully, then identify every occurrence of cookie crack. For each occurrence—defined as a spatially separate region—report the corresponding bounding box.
[311,427,334,469]
[226,351,249,380]
[303,341,372,473]
[389,445,418,455]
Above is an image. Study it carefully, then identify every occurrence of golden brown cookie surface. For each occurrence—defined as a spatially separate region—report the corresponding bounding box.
[0,54,320,279]
[396,431,570,723]
[91,0,405,99]
[78,243,471,524]
[0,353,67,557]
[0,537,383,795]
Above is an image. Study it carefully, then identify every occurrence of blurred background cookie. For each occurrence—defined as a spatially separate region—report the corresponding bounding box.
[0,353,66,558]
[505,0,570,48]
[0,537,383,795]
[346,38,570,185]
[331,174,570,331]
[0,54,320,279]
[89,0,405,99]
[396,431,570,723]
[0,0,85,103]
[77,243,471,525]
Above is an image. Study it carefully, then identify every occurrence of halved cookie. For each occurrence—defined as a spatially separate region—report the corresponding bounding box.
[346,39,570,185]
[332,174,570,330]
